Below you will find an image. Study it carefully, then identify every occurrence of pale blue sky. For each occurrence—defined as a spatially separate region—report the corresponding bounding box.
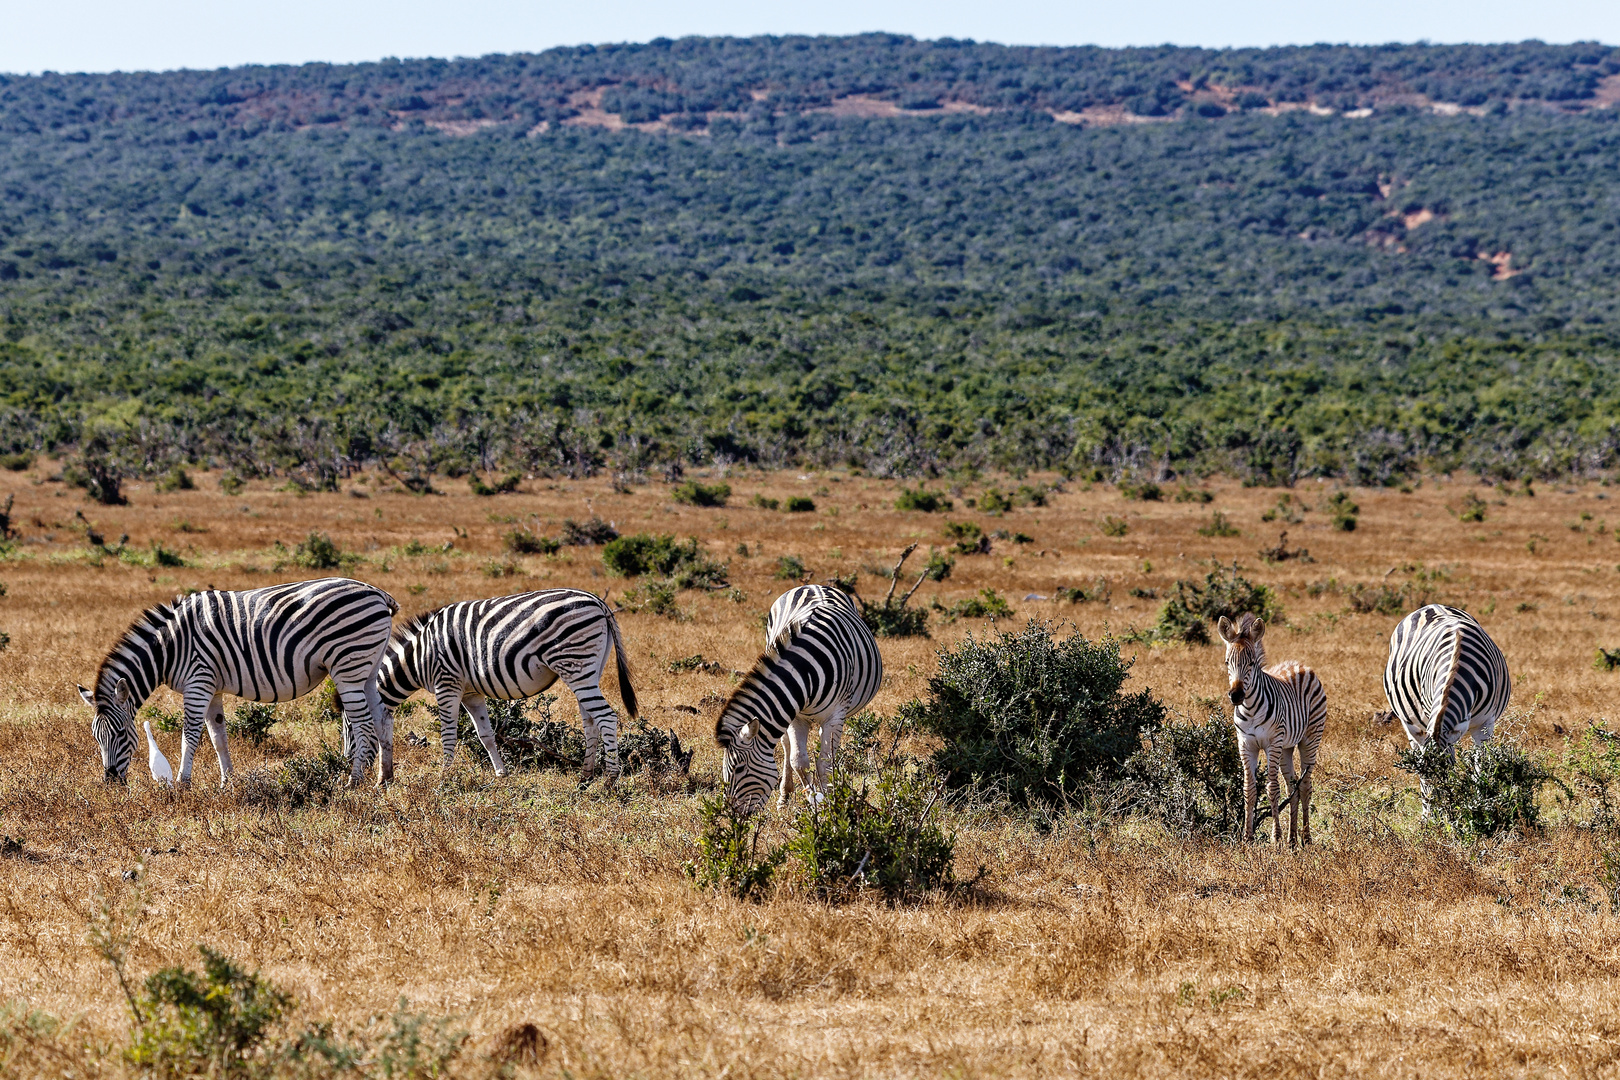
[5,0,1617,75]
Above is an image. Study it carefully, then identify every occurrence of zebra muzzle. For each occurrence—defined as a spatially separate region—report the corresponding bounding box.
[1228,686,1244,706]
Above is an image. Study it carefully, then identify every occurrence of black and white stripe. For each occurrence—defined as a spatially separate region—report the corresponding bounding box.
[1218,613,1327,846]
[376,588,637,781]
[77,578,398,785]
[1383,604,1511,753]
[715,585,882,814]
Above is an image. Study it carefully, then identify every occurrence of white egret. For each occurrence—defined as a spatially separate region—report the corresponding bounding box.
[144,721,174,788]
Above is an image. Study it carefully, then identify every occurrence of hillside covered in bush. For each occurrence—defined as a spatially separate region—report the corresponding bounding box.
[2,37,1620,482]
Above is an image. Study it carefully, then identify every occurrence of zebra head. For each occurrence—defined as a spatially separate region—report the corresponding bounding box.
[715,704,777,815]
[1216,613,1266,707]
[77,678,138,783]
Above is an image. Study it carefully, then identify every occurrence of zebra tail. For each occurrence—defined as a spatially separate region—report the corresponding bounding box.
[606,608,638,719]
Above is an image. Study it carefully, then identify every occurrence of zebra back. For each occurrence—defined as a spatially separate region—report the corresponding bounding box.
[715,585,881,811]
[1384,604,1511,748]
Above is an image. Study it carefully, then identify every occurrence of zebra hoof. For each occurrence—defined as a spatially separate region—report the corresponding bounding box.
[494,768,509,779]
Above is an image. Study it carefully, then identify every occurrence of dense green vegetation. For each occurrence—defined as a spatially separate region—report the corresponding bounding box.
[2,38,1620,481]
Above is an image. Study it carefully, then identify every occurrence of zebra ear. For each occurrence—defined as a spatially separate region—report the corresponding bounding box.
[114,679,132,705]
[77,684,96,708]
[1250,618,1266,641]
[1216,616,1236,643]
[744,717,760,740]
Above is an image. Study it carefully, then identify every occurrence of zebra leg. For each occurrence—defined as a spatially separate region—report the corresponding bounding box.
[335,680,377,785]
[559,671,620,786]
[370,681,394,785]
[1280,747,1301,849]
[1241,743,1260,842]
[779,715,811,808]
[178,692,209,785]
[435,683,465,770]
[202,692,233,786]
[462,696,509,778]
[1299,769,1314,846]
[813,712,848,797]
[1265,748,1283,845]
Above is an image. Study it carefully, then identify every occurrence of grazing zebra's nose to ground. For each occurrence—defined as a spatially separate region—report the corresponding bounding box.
[76,578,398,786]
[714,584,882,815]
[1218,613,1328,847]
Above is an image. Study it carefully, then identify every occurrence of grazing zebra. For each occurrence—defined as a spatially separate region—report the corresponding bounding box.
[77,579,398,786]
[1380,604,1511,756]
[1217,613,1328,846]
[715,584,882,814]
[376,589,637,782]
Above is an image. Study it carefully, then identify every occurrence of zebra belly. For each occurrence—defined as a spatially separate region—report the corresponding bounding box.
[215,669,318,703]
[464,663,559,702]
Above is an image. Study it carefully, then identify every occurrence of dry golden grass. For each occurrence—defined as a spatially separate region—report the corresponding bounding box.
[3,465,1620,1077]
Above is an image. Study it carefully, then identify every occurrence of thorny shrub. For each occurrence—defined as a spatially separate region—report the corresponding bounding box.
[671,480,731,507]
[502,527,560,555]
[1396,734,1566,838]
[1150,562,1281,645]
[1125,707,1246,835]
[602,533,728,589]
[561,516,619,545]
[226,702,278,747]
[894,486,951,513]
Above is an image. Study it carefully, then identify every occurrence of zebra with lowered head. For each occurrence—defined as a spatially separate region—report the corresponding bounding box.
[376,588,637,782]
[1380,604,1511,756]
[1217,613,1327,846]
[77,578,398,786]
[715,584,882,815]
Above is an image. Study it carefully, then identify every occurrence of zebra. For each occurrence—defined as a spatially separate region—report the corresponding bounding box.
[1217,613,1327,846]
[376,588,637,782]
[1379,604,1511,757]
[714,584,882,815]
[77,578,398,786]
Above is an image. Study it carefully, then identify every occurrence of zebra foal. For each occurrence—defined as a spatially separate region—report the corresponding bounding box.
[1379,604,1511,758]
[1218,613,1327,846]
[376,588,637,782]
[715,585,882,815]
[77,578,397,786]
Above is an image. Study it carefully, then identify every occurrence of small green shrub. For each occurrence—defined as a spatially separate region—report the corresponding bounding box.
[227,702,278,747]
[1564,723,1620,828]
[472,695,587,773]
[561,516,618,545]
[1054,578,1111,604]
[621,578,685,619]
[786,764,959,903]
[978,488,1012,515]
[1260,493,1306,523]
[1125,708,1245,835]
[127,946,290,1080]
[1396,736,1564,838]
[1197,510,1240,537]
[751,493,780,510]
[503,527,561,555]
[288,532,354,570]
[895,487,951,513]
[944,520,990,554]
[1348,578,1435,616]
[218,472,245,496]
[785,496,816,512]
[70,453,125,505]
[482,558,519,578]
[853,544,935,638]
[150,542,186,568]
[1458,492,1489,523]
[1149,563,1280,645]
[1175,486,1214,504]
[684,794,788,901]
[602,533,727,589]
[1101,515,1129,537]
[1596,647,1620,672]
[1328,490,1359,531]
[468,471,522,496]
[668,653,725,675]
[774,554,808,580]
[936,588,1013,621]
[1119,480,1162,501]
[900,620,1167,807]
[0,451,35,471]
[273,746,350,809]
[1014,484,1049,507]
[141,705,182,733]
[671,480,731,507]
[155,467,195,493]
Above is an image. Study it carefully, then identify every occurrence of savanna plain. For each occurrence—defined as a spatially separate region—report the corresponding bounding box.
[2,465,1619,1078]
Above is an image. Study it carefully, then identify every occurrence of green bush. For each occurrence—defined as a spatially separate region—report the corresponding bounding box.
[218,472,245,496]
[773,554,808,580]
[853,544,934,638]
[467,695,587,773]
[155,467,195,493]
[899,620,1167,807]
[1175,486,1214,504]
[503,527,561,555]
[141,705,182,733]
[671,480,731,507]
[1150,562,1280,645]
[1458,492,1489,523]
[69,453,125,506]
[684,794,788,901]
[1120,481,1162,501]
[227,702,278,747]
[1101,515,1129,537]
[1054,578,1110,604]
[0,451,35,471]
[288,532,354,570]
[895,487,951,513]
[1197,510,1240,537]
[1125,708,1245,834]
[978,488,1013,514]
[621,578,685,619]
[936,588,1013,621]
[785,764,959,903]
[1595,647,1620,672]
[944,520,990,554]
[602,533,728,588]
[1328,490,1359,531]
[785,496,816,512]
[128,946,291,1080]
[1395,736,1564,838]
[751,494,780,510]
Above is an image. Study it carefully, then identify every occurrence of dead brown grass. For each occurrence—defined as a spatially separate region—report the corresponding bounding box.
[3,466,1620,1077]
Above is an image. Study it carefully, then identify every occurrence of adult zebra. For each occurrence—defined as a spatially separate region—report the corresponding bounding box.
[376,588,637,782]
[715,584,882,814]
[1381,604,1511,754]
[77,578,398,786]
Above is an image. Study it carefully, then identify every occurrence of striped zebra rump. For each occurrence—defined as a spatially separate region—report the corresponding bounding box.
[78,578,398,785]
[1383,604,1510,750]
[377,588,636,779]
[715,585,882,814]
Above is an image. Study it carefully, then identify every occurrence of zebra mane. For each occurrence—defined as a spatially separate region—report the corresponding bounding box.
[713,632,795,747]
[94,599,178,695]
[391,605,447,644]
[1234,612,1267,664]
